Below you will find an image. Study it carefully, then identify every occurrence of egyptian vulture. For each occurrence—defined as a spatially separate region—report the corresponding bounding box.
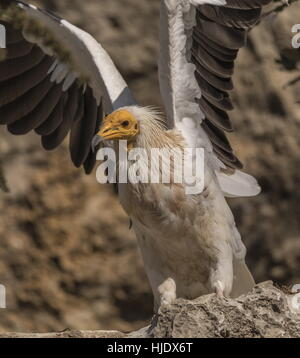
[0,0,272,311]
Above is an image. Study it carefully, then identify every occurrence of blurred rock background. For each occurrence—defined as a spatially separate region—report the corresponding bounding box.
[0,0,299,333]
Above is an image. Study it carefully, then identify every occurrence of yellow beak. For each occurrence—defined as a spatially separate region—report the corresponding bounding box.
[98,122,125,140]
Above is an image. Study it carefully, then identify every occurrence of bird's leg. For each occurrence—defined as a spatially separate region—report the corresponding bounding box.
[214,280,226,298]
[158,277,177,306]
[210,264,231,298]
[147,278,176,338]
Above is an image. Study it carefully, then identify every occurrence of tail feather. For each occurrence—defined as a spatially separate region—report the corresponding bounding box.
[217,169,261,198]
[231,259,255,298]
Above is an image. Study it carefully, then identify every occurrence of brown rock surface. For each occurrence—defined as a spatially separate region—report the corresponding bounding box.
[153,282,300,338]
[0,0,299,334]
[1,282,299,338]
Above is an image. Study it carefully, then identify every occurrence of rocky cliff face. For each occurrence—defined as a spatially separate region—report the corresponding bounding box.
[0,0,299,334]
[152,282,300,338]
[1,282,299,338]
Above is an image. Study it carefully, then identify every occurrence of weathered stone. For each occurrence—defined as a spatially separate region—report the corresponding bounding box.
[1,282,299,338]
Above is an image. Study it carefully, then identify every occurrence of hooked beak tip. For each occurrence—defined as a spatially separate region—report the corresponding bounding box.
[91,134,102,153]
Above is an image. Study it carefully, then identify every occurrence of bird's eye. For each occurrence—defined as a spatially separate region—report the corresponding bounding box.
[122,120,130,127]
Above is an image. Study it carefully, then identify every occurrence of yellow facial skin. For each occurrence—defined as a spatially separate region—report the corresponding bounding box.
[98,110,139,142]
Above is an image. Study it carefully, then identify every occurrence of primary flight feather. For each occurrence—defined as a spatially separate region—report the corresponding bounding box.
[0,0,271,310]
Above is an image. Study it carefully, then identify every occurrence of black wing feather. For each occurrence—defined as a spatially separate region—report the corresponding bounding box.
[0,5,102,173]
[194,0,272,169]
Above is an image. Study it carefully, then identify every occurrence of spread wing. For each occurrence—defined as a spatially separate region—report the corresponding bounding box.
[159,0,271,196]
[0,1,135,173]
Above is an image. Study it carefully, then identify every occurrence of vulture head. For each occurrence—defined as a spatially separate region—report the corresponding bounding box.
[99,109,140,142]
[92,106,169,152]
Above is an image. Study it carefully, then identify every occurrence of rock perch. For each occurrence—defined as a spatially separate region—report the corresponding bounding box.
[0,282,299,338]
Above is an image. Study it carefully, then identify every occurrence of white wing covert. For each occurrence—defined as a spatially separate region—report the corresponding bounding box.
[159,0,271,197]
